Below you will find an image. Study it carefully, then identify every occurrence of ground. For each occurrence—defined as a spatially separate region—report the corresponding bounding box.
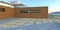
[0,18,60,30]
[0,18,60,28]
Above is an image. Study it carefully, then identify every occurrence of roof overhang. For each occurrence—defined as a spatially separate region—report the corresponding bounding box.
[0,1,24,8]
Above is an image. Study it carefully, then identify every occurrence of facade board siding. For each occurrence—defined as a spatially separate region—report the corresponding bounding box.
[0,6,48,19]
[15,7,48,18]
[0,6,15,19]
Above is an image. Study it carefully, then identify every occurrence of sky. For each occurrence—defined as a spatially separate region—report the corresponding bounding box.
[0,0,60,13]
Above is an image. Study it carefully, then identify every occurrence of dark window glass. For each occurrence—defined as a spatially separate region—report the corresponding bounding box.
[20,10,41,13]
[0,8,5,12]
[29,10,40,13]
[20,10,28,13]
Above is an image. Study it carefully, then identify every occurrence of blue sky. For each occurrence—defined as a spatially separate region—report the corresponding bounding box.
[0,0,60,13]
[20,0,60,13]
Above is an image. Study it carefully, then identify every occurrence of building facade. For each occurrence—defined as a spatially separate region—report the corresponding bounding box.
[15,7,48,18]
[0,1,48,19]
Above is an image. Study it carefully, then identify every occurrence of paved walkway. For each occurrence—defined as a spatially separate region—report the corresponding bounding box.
[0,18,60,28]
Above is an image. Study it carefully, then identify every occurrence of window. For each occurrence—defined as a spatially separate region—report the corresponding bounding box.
[29,10,40,13]
[20,10,41,13]
[20,10,28,13]
[0,8,5,12]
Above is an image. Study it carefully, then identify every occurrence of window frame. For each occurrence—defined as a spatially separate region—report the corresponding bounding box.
[0,8,5,12]
[20,10,41,13]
